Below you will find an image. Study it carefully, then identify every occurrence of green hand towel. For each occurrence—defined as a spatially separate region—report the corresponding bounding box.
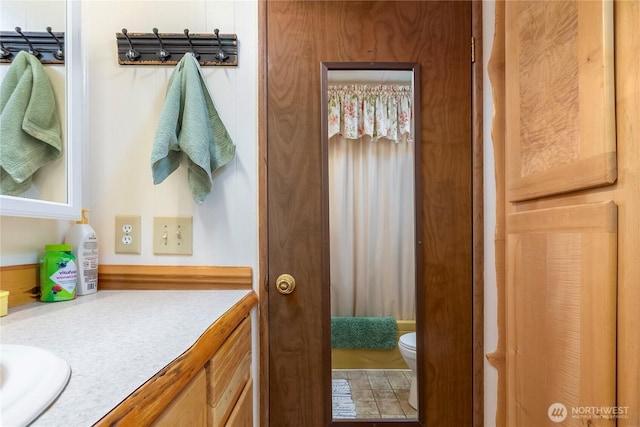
[151,53,236,205]
[0,51,62,196]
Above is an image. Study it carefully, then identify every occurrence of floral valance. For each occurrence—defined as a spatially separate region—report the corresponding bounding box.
[328,84,413,143]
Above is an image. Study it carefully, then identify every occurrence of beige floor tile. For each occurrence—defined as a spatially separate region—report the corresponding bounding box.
[333,369,416,419]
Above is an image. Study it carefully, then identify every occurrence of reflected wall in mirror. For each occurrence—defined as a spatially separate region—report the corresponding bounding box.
[322,63,421,422]
[0,0,82,219]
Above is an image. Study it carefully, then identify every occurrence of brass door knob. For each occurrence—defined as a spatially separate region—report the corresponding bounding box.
[276,274,296,295]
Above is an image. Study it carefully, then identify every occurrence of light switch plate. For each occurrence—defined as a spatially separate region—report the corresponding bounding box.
[153,216,193,255]
[115,215,141,254]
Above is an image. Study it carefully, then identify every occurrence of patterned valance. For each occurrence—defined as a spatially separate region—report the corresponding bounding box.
[328,84,413,143]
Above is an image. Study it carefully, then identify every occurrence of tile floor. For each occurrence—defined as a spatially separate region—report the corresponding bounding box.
[332,369,417,419]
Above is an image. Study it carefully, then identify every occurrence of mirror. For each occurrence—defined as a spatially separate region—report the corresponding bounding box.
[0,0,82,220]
[322,62,422,422]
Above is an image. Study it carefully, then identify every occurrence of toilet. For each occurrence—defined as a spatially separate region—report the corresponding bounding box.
[398,332,417,409]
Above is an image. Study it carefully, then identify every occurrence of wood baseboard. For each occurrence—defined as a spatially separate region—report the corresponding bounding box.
[0,264,253,308]
[0,264,39,308]
[98,265,253,290]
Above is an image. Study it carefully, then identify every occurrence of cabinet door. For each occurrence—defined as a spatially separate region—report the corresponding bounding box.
[505,1,616,201]
[207,316,251,426]
[506,202,617,426]
[152,368,207,427]
[225,379,253,427]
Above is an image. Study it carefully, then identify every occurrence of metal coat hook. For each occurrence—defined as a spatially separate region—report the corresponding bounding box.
[213,29,228,62]
[15,26,40,57]
[183,29,200,59]
[121,28,140,61]
[46,26,64,60]
[0,41,11,59]
[152,28,170,62]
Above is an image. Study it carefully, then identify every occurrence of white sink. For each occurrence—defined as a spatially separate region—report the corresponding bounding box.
[0,344,71,427]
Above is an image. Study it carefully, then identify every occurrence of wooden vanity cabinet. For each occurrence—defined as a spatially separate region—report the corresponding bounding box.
[97,292,257,427]
[153,316,253,426]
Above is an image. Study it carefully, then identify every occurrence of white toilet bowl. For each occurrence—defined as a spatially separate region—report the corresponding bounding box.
[398,332,417,409]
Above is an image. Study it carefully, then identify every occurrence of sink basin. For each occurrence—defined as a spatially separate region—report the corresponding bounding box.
[0,344,70,426]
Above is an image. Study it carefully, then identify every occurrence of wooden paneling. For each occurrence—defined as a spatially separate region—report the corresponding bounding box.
[208,316,252,427]
[506,202,617,426]
[152,369,207,427]
[265,1,475,425]
[505,1,616,201]
[613,2,640,425]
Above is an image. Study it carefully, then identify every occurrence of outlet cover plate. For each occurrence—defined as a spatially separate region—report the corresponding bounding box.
[115,215,141,254]
[153,216,193,255]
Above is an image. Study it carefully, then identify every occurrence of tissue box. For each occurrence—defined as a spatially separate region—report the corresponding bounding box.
[0,290,8,316]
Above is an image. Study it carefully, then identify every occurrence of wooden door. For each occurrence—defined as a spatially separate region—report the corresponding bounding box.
[263,2,474,425]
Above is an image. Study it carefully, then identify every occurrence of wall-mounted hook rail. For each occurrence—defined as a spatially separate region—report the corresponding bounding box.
[0,27,65,64]
[115,28,237,66]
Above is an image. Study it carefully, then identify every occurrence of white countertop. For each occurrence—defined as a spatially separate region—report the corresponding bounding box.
[0,289,252,426]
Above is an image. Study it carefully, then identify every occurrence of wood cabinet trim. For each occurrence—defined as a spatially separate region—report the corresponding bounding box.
[0,265,253,309]
[507,200,617,234]
[0,264,39,307]
[508,152,617,202]
[99,265,253,290]
[94,291,257,427]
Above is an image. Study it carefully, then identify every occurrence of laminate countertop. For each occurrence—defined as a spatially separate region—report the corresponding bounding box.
[0,289,253,426]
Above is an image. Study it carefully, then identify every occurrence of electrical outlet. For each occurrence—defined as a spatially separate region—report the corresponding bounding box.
[115,215,141,254]
[153,216,193,255]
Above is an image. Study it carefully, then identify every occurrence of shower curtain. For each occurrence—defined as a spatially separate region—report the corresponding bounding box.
[328,84,416,319]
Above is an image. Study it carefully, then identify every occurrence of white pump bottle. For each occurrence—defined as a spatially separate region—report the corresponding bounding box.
[65,209,99,295]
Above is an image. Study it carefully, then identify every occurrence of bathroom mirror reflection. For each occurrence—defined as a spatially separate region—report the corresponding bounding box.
[322,63,420,422]
[0,0,82,219]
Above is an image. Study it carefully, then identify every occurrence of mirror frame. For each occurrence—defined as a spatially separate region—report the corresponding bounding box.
[321,61,425,426]
[0,0,83,220]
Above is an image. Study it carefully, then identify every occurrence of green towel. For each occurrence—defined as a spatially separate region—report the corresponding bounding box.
[0,51,62,196]
[331,316,397,350]
[151,54,235,205]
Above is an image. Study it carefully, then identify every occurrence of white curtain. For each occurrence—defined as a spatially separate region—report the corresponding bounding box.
[328,84,415,319]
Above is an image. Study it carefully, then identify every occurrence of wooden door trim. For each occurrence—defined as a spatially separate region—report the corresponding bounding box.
[258,1,269,426]
[472,2,485,426]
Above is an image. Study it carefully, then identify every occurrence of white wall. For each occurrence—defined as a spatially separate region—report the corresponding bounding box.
[1,1,258,271]
[85,0,258,271]
[483,1,498,426]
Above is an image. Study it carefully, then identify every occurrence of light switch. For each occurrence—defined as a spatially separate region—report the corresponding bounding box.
[153,217,193,255]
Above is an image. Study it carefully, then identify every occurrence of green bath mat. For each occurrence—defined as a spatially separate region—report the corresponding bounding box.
[331,316,397,350]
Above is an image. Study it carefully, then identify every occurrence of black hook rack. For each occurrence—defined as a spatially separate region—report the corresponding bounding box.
[0,27,65,64]
[115,28,237,66]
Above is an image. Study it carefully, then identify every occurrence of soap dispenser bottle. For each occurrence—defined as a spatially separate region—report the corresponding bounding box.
[65,209,99,295]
